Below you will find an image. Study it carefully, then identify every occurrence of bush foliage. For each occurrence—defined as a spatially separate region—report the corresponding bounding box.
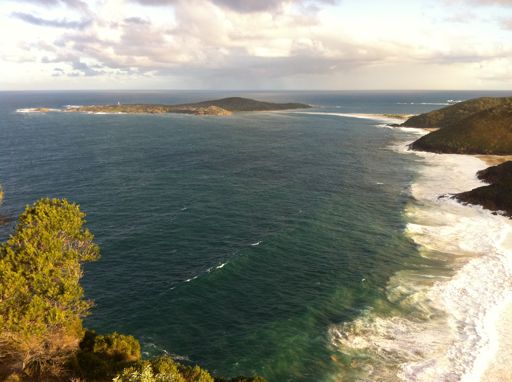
[0,198,99,378]
[75,330,142,379]
[114,357,214,382]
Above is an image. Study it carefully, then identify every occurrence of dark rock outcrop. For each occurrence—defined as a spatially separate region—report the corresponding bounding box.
[455,161,512,217]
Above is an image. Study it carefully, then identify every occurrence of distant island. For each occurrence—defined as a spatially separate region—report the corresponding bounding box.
[27,97,311,116]
[402,96,512,217]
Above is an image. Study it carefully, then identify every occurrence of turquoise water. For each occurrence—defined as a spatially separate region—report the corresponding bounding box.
[0,91,509,381]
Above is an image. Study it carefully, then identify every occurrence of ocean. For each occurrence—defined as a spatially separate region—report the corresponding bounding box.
[1,90,511,381]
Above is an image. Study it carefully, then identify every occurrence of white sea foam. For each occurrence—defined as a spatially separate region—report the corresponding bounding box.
[183,261,229,284]
[16,107,60,113]
[16,108,38,113]
[330,138,512,381]
[207,261,229,272]
[292,111,407,124]
[396,102,451,106]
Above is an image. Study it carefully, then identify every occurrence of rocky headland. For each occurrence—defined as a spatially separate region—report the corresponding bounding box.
[402,96,512,217]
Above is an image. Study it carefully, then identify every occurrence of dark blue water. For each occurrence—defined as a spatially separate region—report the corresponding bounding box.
[0,90,510,381]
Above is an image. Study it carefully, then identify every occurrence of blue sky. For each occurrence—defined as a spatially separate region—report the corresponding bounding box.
[1,0,512,90]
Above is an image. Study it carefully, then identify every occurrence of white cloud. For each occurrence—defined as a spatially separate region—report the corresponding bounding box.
[1,0,512,89]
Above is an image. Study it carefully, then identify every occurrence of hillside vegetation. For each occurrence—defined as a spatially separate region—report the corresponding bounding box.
[402,96,512,129]
[410,104,512,154]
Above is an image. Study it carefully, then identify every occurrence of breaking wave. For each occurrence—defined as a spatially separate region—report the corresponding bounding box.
[329,141,512,381]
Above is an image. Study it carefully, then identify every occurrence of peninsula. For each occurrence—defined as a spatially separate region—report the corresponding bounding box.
[29,97,311,116]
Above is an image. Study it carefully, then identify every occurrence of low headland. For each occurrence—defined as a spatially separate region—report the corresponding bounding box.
[401,96,512,217]
[24,97,311,116]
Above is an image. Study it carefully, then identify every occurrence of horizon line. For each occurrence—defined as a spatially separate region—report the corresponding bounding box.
[2,89,512,93]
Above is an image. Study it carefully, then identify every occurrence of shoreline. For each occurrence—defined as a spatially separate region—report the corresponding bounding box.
[289,111,412,125]
[403,144,512,381]
[296,112,512,382]
[328,118,512,381]
[402,130,512,381]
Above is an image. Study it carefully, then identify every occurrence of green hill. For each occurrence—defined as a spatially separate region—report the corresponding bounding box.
[402,96,512,129]
[410,104,512,154]
[455,161,512,217]
[182,97,311,112]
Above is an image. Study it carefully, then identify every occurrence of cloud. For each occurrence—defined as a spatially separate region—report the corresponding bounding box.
[451,0,512,5]
[22,0,509,82]
[129,0,337,13]
[472,0,512,4]
[502,18,512,28]
[70,60,103,76]
[3,0,512,89]
[14,0,89,10]
[12,12,90,29]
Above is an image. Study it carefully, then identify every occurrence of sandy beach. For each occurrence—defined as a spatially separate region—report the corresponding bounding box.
[481,302,512,381]
[477,155,512,166]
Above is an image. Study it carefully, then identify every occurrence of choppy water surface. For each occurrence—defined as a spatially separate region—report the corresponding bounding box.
[1,90,511,381]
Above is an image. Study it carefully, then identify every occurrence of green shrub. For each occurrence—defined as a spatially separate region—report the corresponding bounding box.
[114,360,186,382]
[215,377,267,382]
[114,356,217,382]
[81,330,141,362]
[180,365,214,382]
[75,330,141,379]
[0,198,99,378]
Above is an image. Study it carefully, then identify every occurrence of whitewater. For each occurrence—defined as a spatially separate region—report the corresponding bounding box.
[327,115,512,381]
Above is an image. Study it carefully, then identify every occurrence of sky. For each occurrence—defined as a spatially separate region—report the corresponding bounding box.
[1,0,512,90]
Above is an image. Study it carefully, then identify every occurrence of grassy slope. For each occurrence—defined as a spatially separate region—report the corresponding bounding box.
[410,105,512,154]
[455,161,512,217]
[402,96,512,129]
